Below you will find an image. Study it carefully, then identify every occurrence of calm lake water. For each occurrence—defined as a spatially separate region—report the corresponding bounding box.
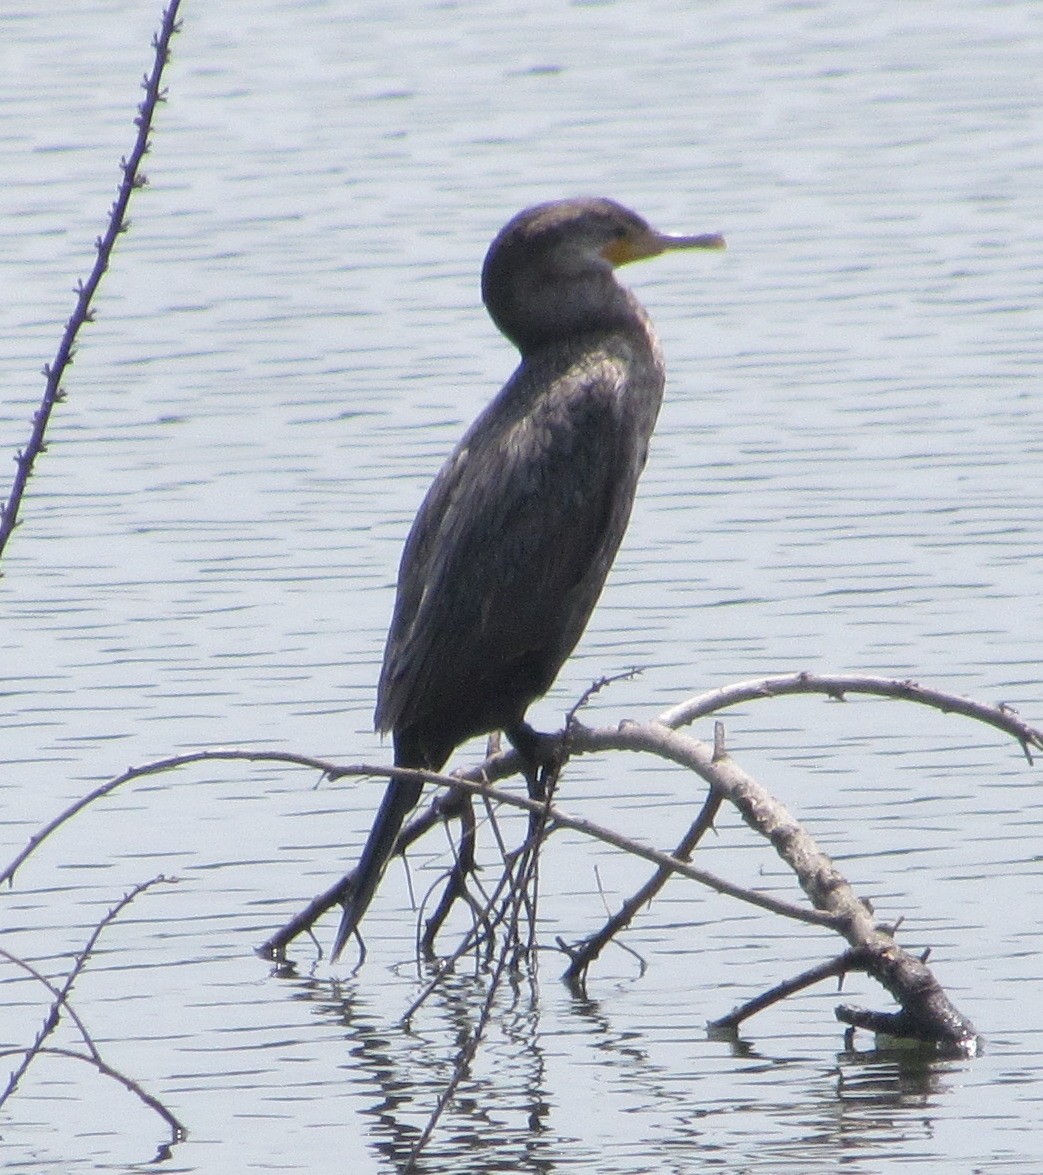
[1,1,1041,1171]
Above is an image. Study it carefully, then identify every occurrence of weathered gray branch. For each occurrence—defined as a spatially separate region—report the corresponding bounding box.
[568,718,980,1052]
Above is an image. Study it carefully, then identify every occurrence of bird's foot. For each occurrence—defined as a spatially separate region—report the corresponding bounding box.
[505,721,565,800]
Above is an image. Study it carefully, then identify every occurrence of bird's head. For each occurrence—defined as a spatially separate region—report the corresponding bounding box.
[481,197,724,352]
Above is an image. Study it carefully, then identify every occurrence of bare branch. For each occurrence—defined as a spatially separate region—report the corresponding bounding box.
[12,672,1023,1056]
[658,671,1043,762]
[570,719,980,1052]
[265,758,840,950]
[0,948,101,1062]
[561,785,724,984]
[1,747,341,887]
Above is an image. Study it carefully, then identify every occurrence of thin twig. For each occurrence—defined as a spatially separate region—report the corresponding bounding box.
[0,1045,186,1147]
[406,777,548,1166]
[402,803,555,1023]
[562,785,724,985]
[419,794,478,953]
[0,948,101,1062]
[1,747,340,887]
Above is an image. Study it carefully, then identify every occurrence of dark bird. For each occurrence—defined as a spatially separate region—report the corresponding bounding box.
[332,197,724,958]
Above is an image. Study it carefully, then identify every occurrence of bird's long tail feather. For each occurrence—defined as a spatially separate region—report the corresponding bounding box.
[331,777,423,960]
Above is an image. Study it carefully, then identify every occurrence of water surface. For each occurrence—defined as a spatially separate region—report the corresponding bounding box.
[1,1,1041,1171]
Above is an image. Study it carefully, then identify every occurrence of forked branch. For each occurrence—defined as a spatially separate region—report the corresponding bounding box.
[0,878,185,1149]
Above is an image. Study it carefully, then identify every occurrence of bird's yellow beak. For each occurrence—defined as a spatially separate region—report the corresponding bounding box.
[601,228,726,268]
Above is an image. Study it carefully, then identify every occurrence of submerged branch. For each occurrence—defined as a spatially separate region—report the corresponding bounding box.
[710,949,870,1033]
[0,1045,186,1151]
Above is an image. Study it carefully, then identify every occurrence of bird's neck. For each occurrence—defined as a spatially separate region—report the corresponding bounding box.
[490,268,646,356]
[531,289,662,367]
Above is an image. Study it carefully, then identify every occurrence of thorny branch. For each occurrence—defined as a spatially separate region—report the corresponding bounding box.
[0,0,183,565]
[0,1,186,1156]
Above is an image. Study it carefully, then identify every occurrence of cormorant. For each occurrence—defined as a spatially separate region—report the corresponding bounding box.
[332,197,724,958]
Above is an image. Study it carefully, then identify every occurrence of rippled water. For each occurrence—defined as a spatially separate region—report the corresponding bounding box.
[1,1,1041,1171]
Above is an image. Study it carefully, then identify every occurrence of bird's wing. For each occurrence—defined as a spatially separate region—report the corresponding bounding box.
[377,354,642,734]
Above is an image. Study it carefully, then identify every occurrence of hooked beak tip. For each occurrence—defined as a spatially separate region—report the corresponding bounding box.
[661,231,726,252]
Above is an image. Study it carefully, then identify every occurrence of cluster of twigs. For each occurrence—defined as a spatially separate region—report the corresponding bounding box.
[6,673,1040,1162]
[288,674,1041,1155]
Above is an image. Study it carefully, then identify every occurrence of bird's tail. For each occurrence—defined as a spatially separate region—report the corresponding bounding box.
[330,777,422,960]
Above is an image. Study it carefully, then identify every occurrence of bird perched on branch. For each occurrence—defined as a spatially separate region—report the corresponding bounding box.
[332,197,724,958]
